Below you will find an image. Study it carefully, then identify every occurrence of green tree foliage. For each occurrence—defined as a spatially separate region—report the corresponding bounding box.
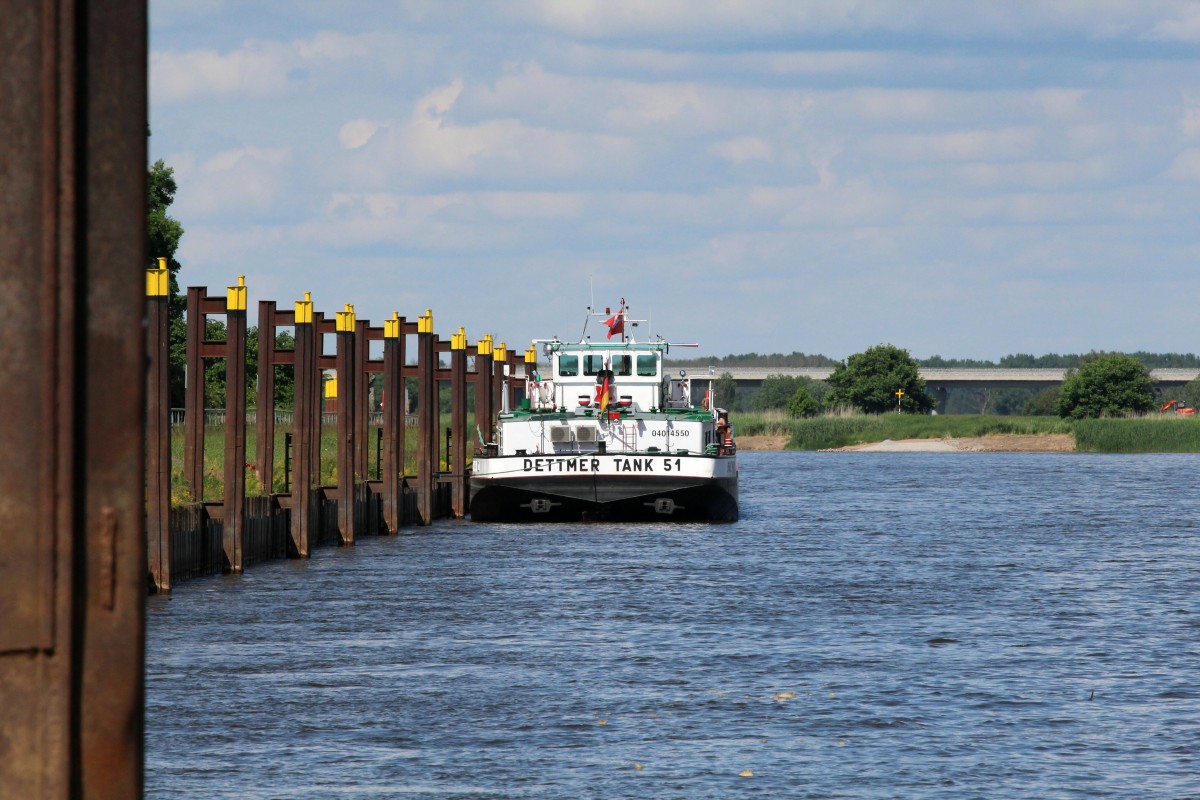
[714,372,738,411]
[827,344,934,414]
[755,375,800,410]
[786,387,820,418]
[148,156,187,406]
[1055,354,1154,419]
[246,327,297,410]
[754,374,829,411]
[1023,386,1061,416]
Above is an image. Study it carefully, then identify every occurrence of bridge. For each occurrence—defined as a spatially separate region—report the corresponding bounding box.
[662,367,1200,413]
[688,366,1200,391]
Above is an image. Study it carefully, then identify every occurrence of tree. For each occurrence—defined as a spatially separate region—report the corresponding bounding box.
[1056,354,1154,419]
[1023,386,1061,416]
[714,372,737,411]
[786,387,820,418]
[246,327,297,410]
[755,374,799,410]
[148,155,187,406]
[826,344,934,414]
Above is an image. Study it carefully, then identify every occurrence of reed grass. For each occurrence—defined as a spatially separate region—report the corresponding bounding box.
[1072,417,1200,453]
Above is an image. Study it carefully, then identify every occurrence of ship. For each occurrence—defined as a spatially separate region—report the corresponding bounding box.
[469,301,738,522]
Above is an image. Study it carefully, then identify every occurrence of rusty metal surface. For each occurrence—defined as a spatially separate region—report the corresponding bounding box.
[147,295,171,593]
[474,351,494,452]
[255,300,277,492]
[222,308,247,572]
[381,328,404,532]
[0,0,146,796]
[450,346,467,517]
[354,319,370,479]
[416,331,436,525]
[335,327,357,544]
[290,319,317,557]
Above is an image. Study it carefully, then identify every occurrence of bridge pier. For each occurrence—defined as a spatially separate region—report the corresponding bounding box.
[933,385,949,414]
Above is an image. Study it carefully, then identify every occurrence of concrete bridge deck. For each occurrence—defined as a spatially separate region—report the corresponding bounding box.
[681,367,1200,389]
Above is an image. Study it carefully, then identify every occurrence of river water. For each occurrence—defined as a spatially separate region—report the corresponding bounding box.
[146,451,1200,799]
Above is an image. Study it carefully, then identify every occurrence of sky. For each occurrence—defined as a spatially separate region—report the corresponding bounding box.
[149,1,1200,361]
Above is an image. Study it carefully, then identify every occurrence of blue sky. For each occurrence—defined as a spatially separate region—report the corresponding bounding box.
[150,1,1200,360]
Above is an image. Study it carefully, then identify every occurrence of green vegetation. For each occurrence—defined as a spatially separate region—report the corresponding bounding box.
[148,154,188,407]
[168,419,453,505]
[827,344,934,414]
[786,387,820,418]
[756,374,829,411]
[1072,418,1200,453]
[1024,386,1061,416]
[785,415,1069,450]
[1057,354,1154,419]
[730,409,1200,452]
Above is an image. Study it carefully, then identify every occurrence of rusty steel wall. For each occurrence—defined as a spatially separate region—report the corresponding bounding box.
[0,0,147,797]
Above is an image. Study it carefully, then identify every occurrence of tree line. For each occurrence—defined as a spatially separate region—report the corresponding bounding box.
[708,345,1196,420]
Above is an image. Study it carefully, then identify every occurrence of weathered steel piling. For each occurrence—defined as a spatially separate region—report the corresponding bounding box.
[147,282,517,592]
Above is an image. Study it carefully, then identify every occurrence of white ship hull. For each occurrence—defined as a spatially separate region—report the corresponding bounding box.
[470,453,738,522]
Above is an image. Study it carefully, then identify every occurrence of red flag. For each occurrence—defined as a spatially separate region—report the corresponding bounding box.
[604,312,624,340]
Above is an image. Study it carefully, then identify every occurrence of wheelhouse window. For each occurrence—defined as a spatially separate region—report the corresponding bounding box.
[558,355,578,377]
[583,355,606,376]
[636,354,658,377]
[614,355,632,376]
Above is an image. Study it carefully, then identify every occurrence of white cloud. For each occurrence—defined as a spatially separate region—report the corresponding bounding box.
[708,136,773,164]
[339,119,382,150]
[173,146,292,219]
[1165,148,1200,180]
[151,31,421,104]
[866,128,1040,162]
[331,80,639,188]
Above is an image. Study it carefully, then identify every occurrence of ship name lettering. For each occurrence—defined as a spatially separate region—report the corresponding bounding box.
[522,457,601,473]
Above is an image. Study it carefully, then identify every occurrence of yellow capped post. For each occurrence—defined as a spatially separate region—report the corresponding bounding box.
[524,345,537,364]
[335,303,356,333]
[295,292,313,324]
[451,327,467,351]
[417,309,434,334]
[476,334,493,356]
[147,256,169,297]
[494,341,507,363]
[227,275,247,311]
[384,311,401,339]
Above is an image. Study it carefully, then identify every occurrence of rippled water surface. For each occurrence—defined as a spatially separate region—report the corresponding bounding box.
[146,452,1200,798]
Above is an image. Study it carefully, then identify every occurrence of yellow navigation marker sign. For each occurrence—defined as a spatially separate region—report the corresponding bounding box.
[895,388,905,414]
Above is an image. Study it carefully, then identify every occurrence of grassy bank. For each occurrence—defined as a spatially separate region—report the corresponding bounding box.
[729,411,1200,452]
[1072,418,1200,453]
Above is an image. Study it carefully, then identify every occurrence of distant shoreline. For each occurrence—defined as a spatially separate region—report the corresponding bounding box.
[738,433,1076,453]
